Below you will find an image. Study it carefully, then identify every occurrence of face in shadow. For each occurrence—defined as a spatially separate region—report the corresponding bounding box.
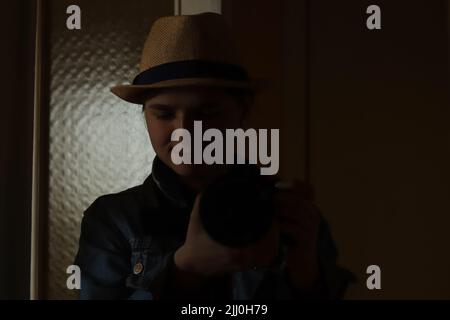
[144,86,252,190]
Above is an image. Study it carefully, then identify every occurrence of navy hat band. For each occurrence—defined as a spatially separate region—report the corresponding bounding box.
[132,60,249,85]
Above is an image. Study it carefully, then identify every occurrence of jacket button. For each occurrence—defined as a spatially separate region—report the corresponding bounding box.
[133,262,144,275]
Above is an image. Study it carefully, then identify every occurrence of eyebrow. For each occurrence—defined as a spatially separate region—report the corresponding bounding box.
[195,102,221,109]
[145,103,175,110]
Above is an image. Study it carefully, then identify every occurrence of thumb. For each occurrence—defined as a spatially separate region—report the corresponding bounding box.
[187,192,204,233]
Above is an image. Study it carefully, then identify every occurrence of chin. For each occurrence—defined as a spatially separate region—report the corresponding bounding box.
[169,163,196,176]
[160,152,226,180]
[169,163,213,178]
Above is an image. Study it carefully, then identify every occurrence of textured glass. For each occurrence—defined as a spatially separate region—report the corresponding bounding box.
[46,0,172,299]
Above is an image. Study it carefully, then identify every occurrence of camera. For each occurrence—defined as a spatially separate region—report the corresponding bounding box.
[199,167,296,248]
[199,172,274,247]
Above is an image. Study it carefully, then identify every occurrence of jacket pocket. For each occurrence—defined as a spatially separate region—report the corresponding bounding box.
[126,236,180,293]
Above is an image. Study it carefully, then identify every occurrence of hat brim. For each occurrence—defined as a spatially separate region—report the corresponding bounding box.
[110,78,267,104]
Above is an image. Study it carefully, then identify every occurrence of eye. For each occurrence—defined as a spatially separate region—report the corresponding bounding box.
[195,106,223,118]
[153,110,175,120]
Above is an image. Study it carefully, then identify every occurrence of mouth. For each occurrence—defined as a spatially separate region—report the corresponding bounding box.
[168,144,186,161]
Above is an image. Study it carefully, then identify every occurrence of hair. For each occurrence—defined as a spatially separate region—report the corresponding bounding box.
[140,88,165,113]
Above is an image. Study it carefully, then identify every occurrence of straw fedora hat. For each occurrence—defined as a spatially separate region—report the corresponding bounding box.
[111,13,258,104]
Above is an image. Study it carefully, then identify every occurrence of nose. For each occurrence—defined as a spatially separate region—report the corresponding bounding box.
[173,112,195,133]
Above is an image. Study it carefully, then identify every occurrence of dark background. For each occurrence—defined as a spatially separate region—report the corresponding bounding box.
[227,0,450,299]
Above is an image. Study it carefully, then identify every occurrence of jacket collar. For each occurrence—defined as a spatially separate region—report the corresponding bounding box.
[149,156,196,209]
[144,156,272,298]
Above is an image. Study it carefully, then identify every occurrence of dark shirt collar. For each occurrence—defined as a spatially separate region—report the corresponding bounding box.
[150,156,197,209]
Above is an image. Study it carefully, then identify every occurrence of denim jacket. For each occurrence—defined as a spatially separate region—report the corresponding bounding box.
[74,157,354,300]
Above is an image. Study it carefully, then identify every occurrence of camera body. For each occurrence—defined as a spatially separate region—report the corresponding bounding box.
[198,168,276,248]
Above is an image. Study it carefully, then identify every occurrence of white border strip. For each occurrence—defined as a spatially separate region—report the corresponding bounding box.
[176,0,221,15]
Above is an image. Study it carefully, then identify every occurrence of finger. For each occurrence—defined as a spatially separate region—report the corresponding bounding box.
[276,217,315,235]
[275,202,320,223]
[187,192,206,233]
[274,179,315,202]
[277,219,315,235]
[273,191,315,209]
[274,180,296,190]
[276,205,319,221]
[277,213,320,234]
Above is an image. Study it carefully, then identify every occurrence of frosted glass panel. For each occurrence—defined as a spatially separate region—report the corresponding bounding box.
[46,0,172,299]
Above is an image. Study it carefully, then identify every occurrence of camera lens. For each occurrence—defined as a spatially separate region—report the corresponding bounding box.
[199,174,275,247]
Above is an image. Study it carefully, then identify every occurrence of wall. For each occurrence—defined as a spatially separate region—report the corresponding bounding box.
[225,0,450,299]
[0,0,36,299]
[310,0,449,299]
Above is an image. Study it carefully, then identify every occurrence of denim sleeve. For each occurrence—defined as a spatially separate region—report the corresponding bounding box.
[258,217,355,300]
[314,217,356,299]
[74,198,175,300]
